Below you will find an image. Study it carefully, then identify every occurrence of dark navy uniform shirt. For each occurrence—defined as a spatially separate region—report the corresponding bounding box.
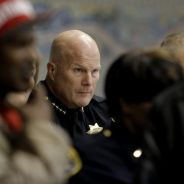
[38,81,142,184]
[69,122,143,184]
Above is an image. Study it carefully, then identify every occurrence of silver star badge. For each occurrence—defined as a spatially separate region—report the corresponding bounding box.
[86,123,103,134]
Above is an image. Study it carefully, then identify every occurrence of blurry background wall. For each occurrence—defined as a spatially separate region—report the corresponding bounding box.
[30,0,184,97]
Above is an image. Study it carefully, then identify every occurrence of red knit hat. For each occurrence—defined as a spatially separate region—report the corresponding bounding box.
[0,0,50,38]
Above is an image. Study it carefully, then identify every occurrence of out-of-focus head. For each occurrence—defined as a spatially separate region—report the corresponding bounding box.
[0,0,48,96]
[6,61,39,106]
[105,49,184,133]
[46,30,101,108]
[160,32,184,69]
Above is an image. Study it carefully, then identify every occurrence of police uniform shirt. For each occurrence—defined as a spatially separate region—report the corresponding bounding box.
[69,121,143,184]
[39,80,112,139]
[36,81,142,184]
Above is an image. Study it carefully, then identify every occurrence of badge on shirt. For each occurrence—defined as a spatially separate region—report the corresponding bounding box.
[86,123,103,134]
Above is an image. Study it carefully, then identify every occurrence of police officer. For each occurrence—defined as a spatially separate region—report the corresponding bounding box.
[39,30,112,139]
[105,49,183,184]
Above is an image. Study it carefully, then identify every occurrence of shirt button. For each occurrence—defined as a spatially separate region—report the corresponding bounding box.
[103,129,112,137]
[133,148,142,158]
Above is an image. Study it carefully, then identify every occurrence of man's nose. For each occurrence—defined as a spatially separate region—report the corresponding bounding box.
[82,72,93,85]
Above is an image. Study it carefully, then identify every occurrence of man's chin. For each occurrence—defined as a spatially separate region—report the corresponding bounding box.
[78,99,91,107]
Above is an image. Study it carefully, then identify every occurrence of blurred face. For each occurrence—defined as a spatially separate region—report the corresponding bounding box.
[50,47,101,108]
[120,101,152,134]
[0,28,40,94]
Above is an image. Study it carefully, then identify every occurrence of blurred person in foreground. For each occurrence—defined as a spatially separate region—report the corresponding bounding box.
[38,29,113,139]
[6,60,39,106]
[135,33,184,184]
[0,0,76,183]
[69,49,184,184]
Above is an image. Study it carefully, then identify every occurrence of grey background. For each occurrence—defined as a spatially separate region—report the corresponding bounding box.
[31,0,184,97]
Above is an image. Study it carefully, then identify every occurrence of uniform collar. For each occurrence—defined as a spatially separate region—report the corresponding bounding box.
[40,80,83,114]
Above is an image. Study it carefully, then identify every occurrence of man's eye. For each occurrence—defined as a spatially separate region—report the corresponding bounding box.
[92,69,99,76]
[74,68,82,73]
[93,69,99,73]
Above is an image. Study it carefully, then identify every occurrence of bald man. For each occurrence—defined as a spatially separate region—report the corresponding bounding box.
[39,30,112,139]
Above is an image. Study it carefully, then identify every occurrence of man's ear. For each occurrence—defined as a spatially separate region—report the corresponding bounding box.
[47,62,56,81]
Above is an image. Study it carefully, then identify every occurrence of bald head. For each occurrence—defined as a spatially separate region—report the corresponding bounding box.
[49,30,100,65]
[46,30,101,108]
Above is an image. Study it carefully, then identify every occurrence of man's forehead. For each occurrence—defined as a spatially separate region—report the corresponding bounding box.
[71,62,101,69]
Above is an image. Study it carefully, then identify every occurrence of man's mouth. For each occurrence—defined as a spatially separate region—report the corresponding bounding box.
[79,91,91,93]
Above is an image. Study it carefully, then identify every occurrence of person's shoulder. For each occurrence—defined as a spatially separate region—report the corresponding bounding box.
[91,95,108,109]
[154,81,184,108]
[92,95,106,103]
[89,95,113,127]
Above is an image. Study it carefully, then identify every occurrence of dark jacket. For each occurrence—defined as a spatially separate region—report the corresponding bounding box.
[135,81,184,184]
